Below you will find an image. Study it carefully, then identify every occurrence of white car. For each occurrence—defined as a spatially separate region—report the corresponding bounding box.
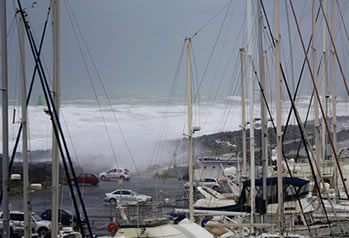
[184,177,221,191]
[0,211,51,237]
[99,167,130,181]
[104,189,152,205]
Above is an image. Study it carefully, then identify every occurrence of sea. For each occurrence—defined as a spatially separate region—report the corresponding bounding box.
[1,95,349,173]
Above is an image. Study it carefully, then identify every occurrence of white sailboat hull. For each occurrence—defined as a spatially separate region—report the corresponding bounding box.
[112,219,214,238]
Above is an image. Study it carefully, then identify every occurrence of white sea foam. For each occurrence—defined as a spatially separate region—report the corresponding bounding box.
[1,96,349,173]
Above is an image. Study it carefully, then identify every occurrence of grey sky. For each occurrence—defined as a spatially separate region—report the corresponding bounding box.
[4,0,349,100]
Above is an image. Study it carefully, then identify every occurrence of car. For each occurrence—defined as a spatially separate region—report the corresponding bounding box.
[70,172,99,186]
[0,211,49,237]
[184,177,221,191]
[99,167,130,181]
[104,189,152,205]
[40,209,84,227]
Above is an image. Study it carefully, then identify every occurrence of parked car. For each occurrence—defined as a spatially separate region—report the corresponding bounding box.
[70,172,99,186]
[184,177,221,191]
[99,167,130,181]
[104,189,152,205]
[40,209,84,227]
[0,211,50,237]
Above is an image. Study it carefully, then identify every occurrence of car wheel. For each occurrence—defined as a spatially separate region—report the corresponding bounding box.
[38,227,49,237]
[109,198,117,205]
[91,182,98,186]
[101,175,106,181]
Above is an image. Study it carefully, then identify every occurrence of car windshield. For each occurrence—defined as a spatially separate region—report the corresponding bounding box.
[63,209,72,216]
[130,190,138,195]
[125,169,129,172]
[32,213,42,221]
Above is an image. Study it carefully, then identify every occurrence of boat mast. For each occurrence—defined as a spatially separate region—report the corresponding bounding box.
[52,0,60,237]
[185,38,194,222]
[257,0,267,218]
[1,0,10,236]
[246,0,255,229]
[321,0,328,162]
[17,12,31,238]
[240,48,247,178]
[274,0,284,236]
[330,0,337,201]
[312,0,321,166]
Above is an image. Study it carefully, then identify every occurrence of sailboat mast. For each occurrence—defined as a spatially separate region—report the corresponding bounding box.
[322,0,328,162]
[52,0,61,237]
[185,38,194,222]
[246,0,255,228]
[330,0,337,200]
[240,48,247,177]
[17,12,31,237]
[312,0,321,166]
[274,0,284,236]
[1,0,10,236]
[257,0,267,217]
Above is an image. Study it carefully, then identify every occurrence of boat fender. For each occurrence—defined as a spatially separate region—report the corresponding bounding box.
[107,222,118,233]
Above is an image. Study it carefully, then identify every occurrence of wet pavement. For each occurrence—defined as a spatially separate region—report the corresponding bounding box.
[7,176,188,236]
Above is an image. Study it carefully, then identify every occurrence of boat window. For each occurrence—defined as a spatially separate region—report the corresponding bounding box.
[304,213,314,225]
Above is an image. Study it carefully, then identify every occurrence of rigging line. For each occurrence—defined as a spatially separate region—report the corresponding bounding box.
[1,2,52,205]
[64,0,120,168]
[191,0,232,39]
[214,53,241,133]
[320,0,349,96]
[13,6,89,237]
[253,57,324,235]
[150,43,185,171]
[287,53,323,163]
[290,0,349,201]
[336,0,349,40]
[16,3,95,236]
[192,0,231,105]
[201,18,247,133]
[288,1,345,232]
[259,2,332,232]
[190,42,201,130]
[205,5,235,102]
[64,1,146,178]
[285,0,295,95]
[6,13,17,50]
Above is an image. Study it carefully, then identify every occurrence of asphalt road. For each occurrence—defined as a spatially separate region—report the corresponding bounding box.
[7,176,187,236]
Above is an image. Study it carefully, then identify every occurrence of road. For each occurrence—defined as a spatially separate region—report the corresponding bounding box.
[7,176,187,236]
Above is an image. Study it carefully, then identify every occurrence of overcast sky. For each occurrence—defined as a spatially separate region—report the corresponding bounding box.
[3,0,349,101]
